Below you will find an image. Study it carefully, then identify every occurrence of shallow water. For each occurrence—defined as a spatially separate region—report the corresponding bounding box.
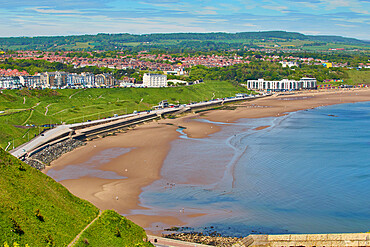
[135,102,370,236]
[47,147,129,181]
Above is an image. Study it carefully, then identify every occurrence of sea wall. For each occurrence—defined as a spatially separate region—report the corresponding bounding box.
[233,233,370,247]
[164,232,242,246]
[24,139,85,170]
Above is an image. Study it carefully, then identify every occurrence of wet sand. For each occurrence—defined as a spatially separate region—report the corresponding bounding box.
[44,88,370,235]
[254,125,271,131]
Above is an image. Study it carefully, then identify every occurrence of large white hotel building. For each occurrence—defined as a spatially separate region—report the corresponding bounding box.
[143,73,167,87]
[247,78,317,91]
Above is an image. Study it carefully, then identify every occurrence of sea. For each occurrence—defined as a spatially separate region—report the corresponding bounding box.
[131,101,370,236]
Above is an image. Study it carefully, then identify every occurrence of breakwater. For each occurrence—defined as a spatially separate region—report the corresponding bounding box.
[164,232,242,246]
[162,232,370,247]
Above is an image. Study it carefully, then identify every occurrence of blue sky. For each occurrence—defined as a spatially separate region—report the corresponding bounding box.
[0,0,369,40]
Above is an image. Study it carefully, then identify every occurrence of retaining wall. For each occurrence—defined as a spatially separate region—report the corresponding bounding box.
[233,233,370,247]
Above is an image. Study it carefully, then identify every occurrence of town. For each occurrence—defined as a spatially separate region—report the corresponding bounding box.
[1,48,368,90]
[1,12,370,247]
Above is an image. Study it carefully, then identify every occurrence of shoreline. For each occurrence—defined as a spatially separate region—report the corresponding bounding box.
[43,88,370,236]
[44,114,222,234]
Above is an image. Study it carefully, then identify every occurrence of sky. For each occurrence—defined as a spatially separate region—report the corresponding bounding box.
[0,0,369,40]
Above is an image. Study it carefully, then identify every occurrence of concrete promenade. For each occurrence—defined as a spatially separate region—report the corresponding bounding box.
[10,95,261,159]
[233,233,370,247]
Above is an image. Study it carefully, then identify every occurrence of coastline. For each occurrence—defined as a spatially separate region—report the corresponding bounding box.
[43,88,370,235]
[44,114,222,233]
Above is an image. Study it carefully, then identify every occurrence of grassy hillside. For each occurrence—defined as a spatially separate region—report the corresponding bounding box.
[74,210,152,247]
[0,80,248,149]
[0,148,153,246]
[345,70,370,85]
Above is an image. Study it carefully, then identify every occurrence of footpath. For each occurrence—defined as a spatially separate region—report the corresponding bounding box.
[67,211,103,247]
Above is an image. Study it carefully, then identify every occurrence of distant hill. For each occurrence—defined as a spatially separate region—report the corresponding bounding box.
[0,148,153,246]
[0,31,368,51]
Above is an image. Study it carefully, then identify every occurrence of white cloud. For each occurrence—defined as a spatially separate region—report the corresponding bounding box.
[331,17,369,23]
[350,8,370,14]
[242,23,257,27]
[219,3,241,12]
[323,0,354,9]
[194,10,218,15]
[335,23,356,27]
[299,30,322,35]
[29,7,82,14]
[262,5,290,13]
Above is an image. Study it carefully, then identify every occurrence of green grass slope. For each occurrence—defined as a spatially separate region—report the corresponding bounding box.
[0,80,248,148]
[0,149,152,246]
[74,210,152,247]
[345,70,370,85]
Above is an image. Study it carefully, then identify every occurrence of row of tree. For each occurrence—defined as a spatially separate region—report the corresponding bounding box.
[0,31,368,51]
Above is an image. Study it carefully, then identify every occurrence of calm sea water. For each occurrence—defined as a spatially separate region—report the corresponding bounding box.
[134,101,370,236]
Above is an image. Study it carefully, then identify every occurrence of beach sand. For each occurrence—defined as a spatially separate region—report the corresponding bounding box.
[44,88,370,235]
[204,89,370,122]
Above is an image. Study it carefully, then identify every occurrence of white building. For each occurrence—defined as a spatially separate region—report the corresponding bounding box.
[19,75,42,88]
[247,78,317,91]
[39,72,68,89]
[280,61,298,68]
[81,73,96,88]
[300,77,317,89]
[143,73,167,87]
[164,68,186,76]
[0,76,22,89]
[67,73,85,88]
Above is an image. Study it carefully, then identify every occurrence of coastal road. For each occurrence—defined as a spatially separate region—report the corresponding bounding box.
[10,125,73,158]
[10,95,261,159]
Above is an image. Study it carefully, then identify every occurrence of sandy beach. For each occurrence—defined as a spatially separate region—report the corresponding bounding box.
[44,88,370,235]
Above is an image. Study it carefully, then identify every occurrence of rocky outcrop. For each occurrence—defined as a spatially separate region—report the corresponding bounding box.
[24,158,46,170]
[164,233,242,246]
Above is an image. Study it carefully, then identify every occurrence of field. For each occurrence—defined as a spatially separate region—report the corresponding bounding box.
[0,80,248,149]
[302,43,370,51]
[58,42,94,50]
[0,148,153,246]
